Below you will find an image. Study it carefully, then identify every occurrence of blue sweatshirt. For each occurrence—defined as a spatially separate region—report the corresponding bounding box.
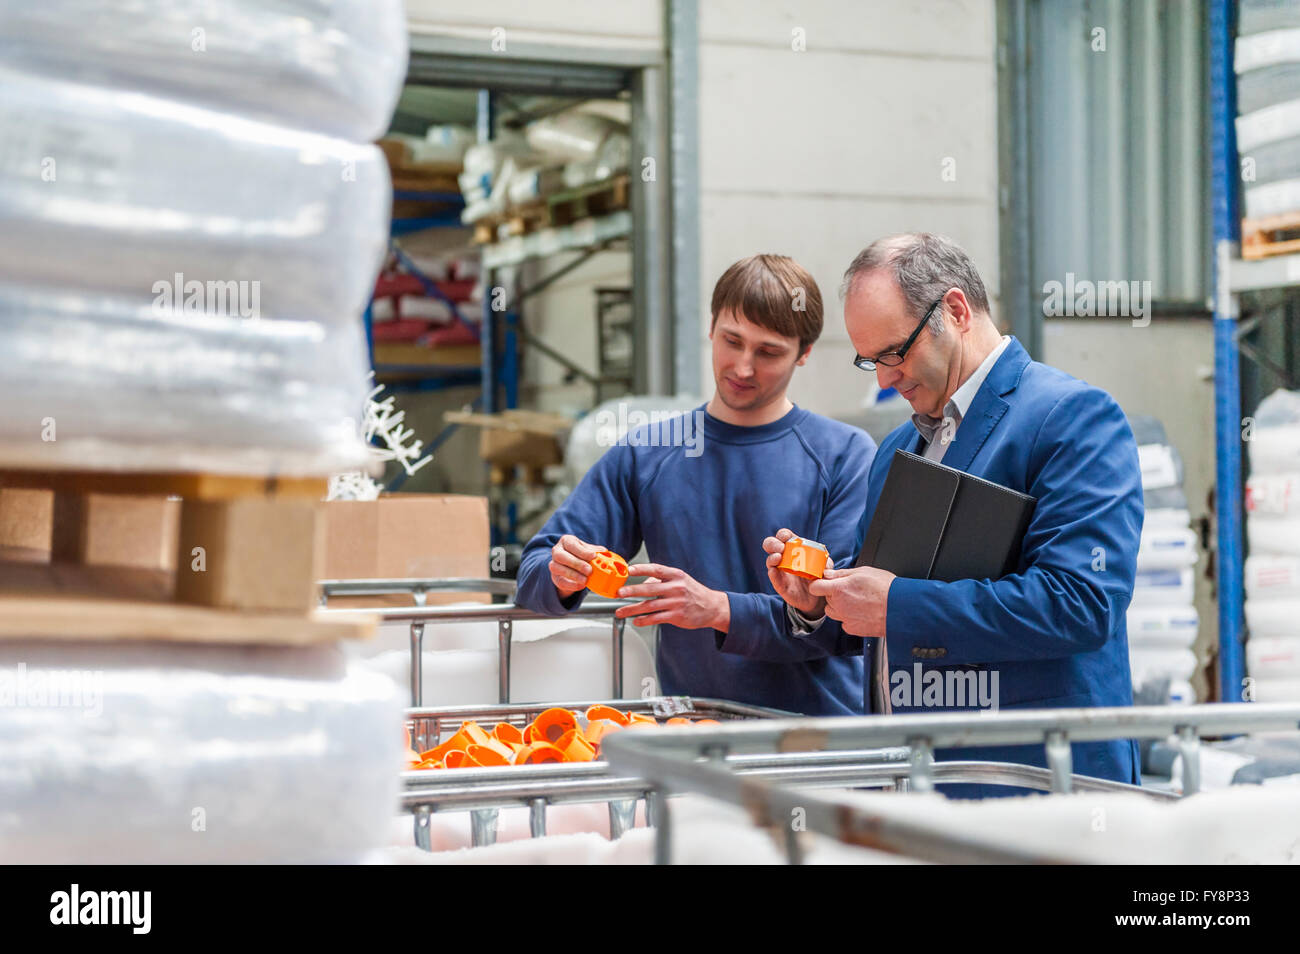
[515,404,876,715]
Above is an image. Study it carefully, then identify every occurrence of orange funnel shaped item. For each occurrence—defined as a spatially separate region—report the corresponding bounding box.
[586,550,630,598]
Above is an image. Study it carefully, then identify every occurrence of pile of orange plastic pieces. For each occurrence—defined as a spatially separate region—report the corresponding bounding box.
[404,705,721,769]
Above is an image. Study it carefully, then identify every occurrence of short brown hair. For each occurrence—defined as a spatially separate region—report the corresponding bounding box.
[710,254,823,353]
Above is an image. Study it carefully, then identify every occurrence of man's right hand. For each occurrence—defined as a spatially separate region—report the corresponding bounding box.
[548,534,608,598]
[762,528,827,617]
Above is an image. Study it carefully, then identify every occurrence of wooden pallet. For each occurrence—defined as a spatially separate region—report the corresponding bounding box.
[0,469,373,645]
[1242,211,1300,260]
[470,175,631,245]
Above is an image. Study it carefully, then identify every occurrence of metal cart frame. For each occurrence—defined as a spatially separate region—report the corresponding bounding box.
[319,577,633,706]
[401,696,802,850]
[602,701,1300,864]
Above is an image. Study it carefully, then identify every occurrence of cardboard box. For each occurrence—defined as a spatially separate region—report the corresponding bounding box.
[174,498,322,612]
[443,410,569,468]
[321,494,491,608]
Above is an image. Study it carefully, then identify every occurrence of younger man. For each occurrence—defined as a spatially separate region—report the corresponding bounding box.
[515,255,876,714]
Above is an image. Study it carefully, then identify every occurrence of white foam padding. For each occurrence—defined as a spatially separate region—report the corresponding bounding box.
[358,623,655,706]
[0,641,403,863]
[833,784,1300,864]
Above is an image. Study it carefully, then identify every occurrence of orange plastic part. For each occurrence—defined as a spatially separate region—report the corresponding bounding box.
[585,704,630,726]
[585,550,630,598]
[584,720,623,748]
[778,537,829,580]
[556,729,597,762]
[440,721,491,754]
[443,749,470,768]
[466,742,512,767]
[419,744,446,762]
[531,707,577,744]
[626,712,657,727]
[493,722,524,747]
[665,717,693,726]
[515,742,566,764]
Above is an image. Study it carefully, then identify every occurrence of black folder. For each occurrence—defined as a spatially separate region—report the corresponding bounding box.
[857,449,1036,713]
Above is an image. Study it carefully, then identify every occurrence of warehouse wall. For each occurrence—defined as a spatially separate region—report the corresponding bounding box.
[696,0,1002,415]
[405,0,662,49]
[405,0,1001,420]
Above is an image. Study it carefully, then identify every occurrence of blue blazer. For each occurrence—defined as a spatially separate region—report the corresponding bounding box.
[854,338,1143,796]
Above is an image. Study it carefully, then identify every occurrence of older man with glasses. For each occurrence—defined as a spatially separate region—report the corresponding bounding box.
[764,232,1145,798]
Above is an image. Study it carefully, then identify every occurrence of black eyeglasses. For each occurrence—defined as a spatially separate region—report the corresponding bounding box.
[853,296,945,371]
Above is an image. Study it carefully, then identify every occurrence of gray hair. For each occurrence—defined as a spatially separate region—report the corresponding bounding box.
[840,233,991,336]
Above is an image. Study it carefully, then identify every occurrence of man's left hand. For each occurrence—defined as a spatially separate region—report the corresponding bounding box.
[807,565,896,637]
[615,563,730,631]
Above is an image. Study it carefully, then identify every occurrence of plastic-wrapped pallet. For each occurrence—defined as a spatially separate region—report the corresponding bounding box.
[0,1,405,477]
[0,283,371,475]
[0,642,404,863]
[1245,389,1300,702]
[0,1,407,141]
[1126,415,1200,704]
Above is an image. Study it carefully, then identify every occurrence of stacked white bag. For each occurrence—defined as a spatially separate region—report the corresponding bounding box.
[1235,0,1300,219]
[0,2,412,863]
[0,1,407,476]
[1245,389,1300,702]
[1127,416,1200,704]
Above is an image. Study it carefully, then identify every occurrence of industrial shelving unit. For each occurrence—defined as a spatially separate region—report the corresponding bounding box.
[1207,0,1300,704]
[1209,0,1245,705]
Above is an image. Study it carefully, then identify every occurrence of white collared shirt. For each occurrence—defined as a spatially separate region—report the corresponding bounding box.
[788,335,1012,637]
[911,335,1011,462]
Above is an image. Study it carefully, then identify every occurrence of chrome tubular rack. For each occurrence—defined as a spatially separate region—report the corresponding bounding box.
[318,577,634,705]
[601,702,1300,865]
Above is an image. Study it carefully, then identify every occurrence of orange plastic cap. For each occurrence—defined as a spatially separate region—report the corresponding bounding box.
[585,550,630,598]
[442,720,491,754]
[493,722,524,747]
[515,742,566,764]
[556,728,597,762]
[585,704,631,726]
[466,743,512,767]
[777,537,829,580]
[531,707,577,745]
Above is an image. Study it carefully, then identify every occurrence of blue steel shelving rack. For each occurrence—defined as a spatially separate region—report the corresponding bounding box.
[1210,0,1245,704]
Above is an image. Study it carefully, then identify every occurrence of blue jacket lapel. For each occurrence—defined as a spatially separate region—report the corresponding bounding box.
[939,338,1031,473]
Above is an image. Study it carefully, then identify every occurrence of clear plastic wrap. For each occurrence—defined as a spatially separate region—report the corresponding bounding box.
[0,65,391,324]
[0,0,408,142]
[0,283,372,475]
[0,642,403,863]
